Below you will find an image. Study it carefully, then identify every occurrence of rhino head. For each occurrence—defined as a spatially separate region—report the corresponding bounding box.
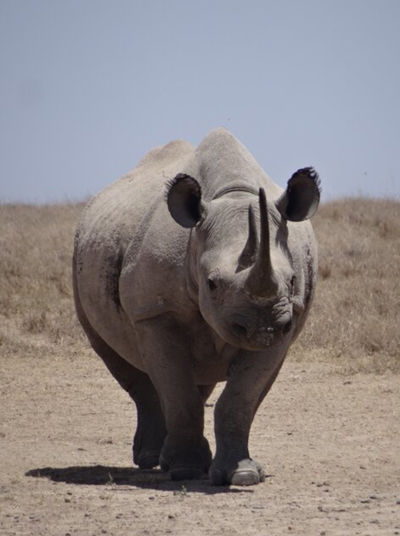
[166,168,320,351]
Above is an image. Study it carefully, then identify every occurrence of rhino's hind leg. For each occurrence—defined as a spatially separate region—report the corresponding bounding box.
[90,338,166,470]
[129,370,167,470]
[73,293,166,469]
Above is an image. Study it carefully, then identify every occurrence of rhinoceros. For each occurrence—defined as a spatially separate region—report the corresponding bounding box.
[73,128,320,486]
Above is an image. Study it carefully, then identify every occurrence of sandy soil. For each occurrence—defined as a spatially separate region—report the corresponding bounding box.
[1,351,399,536]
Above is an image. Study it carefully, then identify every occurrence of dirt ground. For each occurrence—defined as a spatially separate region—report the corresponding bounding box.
[1,350,399,536]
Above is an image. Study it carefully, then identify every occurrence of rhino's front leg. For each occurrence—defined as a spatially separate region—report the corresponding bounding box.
[135,316,212,480]
[210,347,287,486]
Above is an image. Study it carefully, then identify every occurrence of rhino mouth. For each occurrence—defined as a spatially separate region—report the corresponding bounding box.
[228,312,293,351]
[227,323,288,351]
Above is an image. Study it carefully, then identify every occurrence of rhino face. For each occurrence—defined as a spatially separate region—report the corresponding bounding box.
[167,169,320,351]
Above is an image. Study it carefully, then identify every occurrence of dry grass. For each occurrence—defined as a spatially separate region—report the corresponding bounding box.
[292,198,400,373]
[0,198,399,373]
[0,203,86,358]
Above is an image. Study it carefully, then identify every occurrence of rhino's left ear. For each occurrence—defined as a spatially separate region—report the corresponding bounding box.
[166,173,204,228]
[276,167,321,222]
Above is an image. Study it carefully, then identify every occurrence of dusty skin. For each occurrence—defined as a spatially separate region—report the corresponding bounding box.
[1,349,399,536]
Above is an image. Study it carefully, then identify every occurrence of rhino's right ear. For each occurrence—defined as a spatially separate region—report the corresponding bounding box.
[166,173,204,228]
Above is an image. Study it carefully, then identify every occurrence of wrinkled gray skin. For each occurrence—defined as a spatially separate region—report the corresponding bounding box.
[73,128,320,486]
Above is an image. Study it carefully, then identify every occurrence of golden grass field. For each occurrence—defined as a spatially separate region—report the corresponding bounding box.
[1,198,399,372]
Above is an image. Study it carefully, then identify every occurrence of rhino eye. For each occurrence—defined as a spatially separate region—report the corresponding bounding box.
[207,278,217,291]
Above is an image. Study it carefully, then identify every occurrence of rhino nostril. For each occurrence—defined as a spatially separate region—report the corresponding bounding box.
[232,322,248,338]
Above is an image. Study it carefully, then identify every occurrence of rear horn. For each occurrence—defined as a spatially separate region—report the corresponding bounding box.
[237,205,258,271]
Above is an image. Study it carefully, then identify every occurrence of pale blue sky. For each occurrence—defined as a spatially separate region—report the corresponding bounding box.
[1,0,399,203]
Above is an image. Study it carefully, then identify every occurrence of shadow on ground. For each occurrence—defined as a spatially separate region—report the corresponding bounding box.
[25,465,256,494]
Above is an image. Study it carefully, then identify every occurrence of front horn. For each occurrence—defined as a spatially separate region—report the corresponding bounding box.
[245,188,278,298]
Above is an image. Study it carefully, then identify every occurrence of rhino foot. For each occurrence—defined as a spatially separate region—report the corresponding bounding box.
[133,426,166,470]
[209,458,265,486]
[160,437,212,480]
[135,449,161,470]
